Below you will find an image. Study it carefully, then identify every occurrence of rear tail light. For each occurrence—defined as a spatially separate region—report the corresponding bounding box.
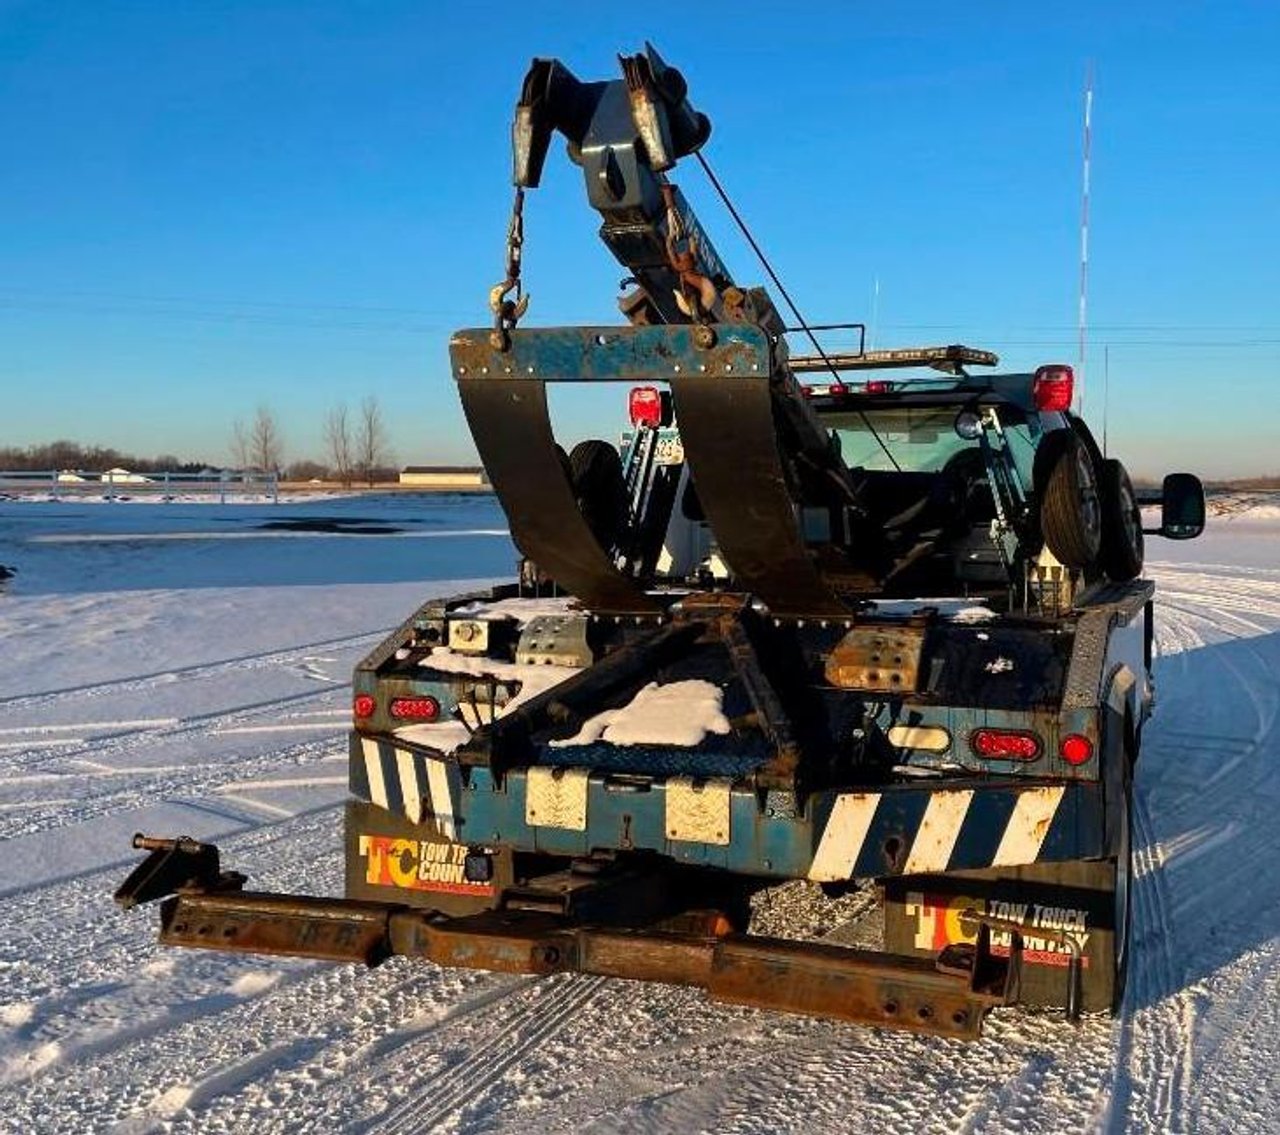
[828,381,848,396]
[353,694,376,719]
[970,728,1041,760]
[628,385,666,428]
[1033,365,1075,412]
[864,379,894,394]
[389,696,441,721]
[1059,734,1094,765]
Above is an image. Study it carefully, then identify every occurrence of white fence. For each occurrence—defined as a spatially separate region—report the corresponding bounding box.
[0,470,279,503]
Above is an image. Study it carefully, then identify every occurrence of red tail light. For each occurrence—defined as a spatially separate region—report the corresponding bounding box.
[1059,734,1094,765]
[828,381,848,396]
[970,728,1041,760]
[628,385,665,428]
[864,379,894,395]
[353,694,376,719]
[389,696,441,721]
[1033,365,1074,412]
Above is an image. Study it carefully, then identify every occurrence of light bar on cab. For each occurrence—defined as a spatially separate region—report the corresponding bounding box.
[789,344,1000,374]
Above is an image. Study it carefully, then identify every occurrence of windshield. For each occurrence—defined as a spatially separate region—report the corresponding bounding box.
[825,404,1038,479]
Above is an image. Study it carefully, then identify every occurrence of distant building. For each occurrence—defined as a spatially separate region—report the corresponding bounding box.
[56,470,88,483]
[102,467,153,484]
[399,466,489,489]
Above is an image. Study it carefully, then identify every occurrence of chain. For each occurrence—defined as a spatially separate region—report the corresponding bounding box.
[489,187,530,350]
[661,181,717,323]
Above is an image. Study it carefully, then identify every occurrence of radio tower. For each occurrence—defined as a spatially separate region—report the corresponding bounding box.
[1078,62,1094,413]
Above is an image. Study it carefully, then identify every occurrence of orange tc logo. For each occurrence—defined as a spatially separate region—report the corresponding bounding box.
[358,834,494,895]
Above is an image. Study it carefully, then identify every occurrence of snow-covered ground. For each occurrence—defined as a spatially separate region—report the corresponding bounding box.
[0,494,1277,1133]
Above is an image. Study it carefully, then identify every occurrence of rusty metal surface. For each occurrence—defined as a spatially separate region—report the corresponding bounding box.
[146,886,1016,1038]
[449,325,769,384]
[159,892,394,965]
[708,935,998,1038]
[825,623,927,693]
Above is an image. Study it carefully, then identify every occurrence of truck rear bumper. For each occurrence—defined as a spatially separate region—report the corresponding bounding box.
[353,733,1105,881]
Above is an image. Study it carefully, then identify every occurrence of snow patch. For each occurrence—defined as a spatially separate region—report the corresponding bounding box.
[393,721,475,755]
[551,680,730,748]
[0,1003,33,1028]
[2,1041,60,1083]
[152,1083,195,1115]
[228,971,282,997]
[867,598,995,621]
[424,647,580,714]
[448,596,580,625]
[139,958,176,979]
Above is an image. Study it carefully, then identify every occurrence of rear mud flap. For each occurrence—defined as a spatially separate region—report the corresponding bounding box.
[883,859,1118,1012]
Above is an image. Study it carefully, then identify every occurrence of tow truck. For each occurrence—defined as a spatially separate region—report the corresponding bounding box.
[118,46,1206,1038]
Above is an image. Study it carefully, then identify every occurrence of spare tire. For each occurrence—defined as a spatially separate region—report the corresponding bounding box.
[1035,430,1102,569]
[1098,458,1144,581]
[568,439,629,551]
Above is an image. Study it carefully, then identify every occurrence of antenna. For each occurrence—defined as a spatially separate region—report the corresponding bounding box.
[1077,62,1094,413]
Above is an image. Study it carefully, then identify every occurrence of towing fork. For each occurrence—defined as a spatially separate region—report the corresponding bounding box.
[117,834,1021,1040]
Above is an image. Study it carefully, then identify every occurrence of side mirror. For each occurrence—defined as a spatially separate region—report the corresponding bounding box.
[1146,472,1205,540]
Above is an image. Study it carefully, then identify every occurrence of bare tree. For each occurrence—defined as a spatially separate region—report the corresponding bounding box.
[249,404,284,473]
[356,395,391,488]
[325,403,355,488]
[230,418,251,470]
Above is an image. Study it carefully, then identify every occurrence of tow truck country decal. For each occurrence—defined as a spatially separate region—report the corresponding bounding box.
[905,892,1092,968]
[353,738,1076,876]
[358,835,494,896]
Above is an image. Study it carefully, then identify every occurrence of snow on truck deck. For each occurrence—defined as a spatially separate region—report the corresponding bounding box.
[0,492,1278,1133]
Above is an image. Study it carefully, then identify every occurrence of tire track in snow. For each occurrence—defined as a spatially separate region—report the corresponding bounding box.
[364,974,611,1134]
[0,626,388,712]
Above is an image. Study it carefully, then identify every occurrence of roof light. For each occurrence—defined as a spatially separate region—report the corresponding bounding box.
[1059,734,1094,765]
[628,385,666,428]
[390,696,441,721]
[353,694,376,719]
[970,728,1041,760]
[1033,365,1074,412]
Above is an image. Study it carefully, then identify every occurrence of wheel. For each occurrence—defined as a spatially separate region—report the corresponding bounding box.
[1098,458,1145,581]
[568,439,629,551]
[1035,431,1102,569]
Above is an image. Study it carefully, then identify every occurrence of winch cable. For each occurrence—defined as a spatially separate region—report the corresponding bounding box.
[694,151,901,472]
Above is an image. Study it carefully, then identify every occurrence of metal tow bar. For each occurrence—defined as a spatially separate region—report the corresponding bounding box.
[117,836,1021,1040]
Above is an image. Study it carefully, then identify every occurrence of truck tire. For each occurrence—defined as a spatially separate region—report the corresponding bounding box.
[1036,431,1102,569]
[569,439,629,551]
[1098,458,1145,581]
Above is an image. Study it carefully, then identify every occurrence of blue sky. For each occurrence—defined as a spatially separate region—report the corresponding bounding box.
[3,1,1278,477]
